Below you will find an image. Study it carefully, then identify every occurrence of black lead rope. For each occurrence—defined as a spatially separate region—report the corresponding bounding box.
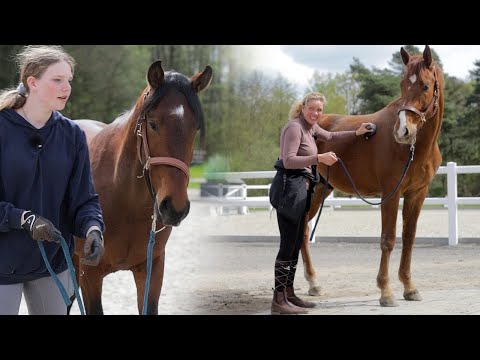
[309,146,415,242]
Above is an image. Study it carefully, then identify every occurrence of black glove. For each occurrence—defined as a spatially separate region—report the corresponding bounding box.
[21,211,61,242]
[81,230,105,266]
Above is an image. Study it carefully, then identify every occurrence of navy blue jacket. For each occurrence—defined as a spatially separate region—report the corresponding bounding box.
[0,109,105,284]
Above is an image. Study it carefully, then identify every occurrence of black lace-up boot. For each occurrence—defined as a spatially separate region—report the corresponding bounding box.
[271,259,308,315]
[285,259,317,308]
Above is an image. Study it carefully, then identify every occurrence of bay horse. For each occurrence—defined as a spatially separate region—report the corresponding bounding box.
[302,45,444,307]
[74,60,213,314]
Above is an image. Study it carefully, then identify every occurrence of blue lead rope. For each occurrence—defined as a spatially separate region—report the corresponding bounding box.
[142,229,156,315]
[37,235,85,315]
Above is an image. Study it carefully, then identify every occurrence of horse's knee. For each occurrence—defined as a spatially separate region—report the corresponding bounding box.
[380,234,395,252]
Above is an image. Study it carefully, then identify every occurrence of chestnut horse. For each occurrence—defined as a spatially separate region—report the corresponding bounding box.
[74,60,212,314]
[302,45,444,307]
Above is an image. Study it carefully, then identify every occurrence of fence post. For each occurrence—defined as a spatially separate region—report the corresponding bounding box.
[447,162,458,246]
[329,192,339,209]
[268,183,273,212]
[218,184,224,216]
[240,184,248,215]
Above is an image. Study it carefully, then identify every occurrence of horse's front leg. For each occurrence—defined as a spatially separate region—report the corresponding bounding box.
[132,252,165,315]
[399,186,428,302]
[378,193,401,307]
[301,185,333,296]
[79,264,106,315]
[301,216,322,296]
[68,254,80,315]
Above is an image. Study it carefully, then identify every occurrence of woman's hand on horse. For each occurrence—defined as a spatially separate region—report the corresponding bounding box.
[318,152,338,166]
[81,230,105,266]
[356,122,375,136]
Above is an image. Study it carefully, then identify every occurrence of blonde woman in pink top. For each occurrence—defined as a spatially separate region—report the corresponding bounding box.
[271,92,373,315]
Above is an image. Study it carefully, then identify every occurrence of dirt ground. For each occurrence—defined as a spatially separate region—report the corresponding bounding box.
[20,191,480,315]
[189,240,480,314]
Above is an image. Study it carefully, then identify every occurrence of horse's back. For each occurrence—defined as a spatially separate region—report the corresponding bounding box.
[319,108,391,132]
[74,119,108,145]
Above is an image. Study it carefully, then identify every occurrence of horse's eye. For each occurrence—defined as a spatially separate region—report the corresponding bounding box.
[148,121,157,131]
[423,84,429,91]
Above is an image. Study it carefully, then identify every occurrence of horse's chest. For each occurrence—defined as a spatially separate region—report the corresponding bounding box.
[108,230,167,269]
[410,164,436,186]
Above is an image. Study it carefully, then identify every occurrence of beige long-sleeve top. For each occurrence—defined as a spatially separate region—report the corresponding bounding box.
[279,115,356,174]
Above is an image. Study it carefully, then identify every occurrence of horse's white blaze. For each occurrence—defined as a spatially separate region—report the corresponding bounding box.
[409,74,417,84]
[398,110,407,138]
[171,105,184,119]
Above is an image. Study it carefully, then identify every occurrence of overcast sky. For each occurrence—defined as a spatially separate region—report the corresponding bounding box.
[239,45,480,94]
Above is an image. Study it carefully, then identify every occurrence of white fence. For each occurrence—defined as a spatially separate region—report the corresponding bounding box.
[202,162,480,246]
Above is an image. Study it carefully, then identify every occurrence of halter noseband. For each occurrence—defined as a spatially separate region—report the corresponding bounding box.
[397,65,439,124]
[134,91,190,202]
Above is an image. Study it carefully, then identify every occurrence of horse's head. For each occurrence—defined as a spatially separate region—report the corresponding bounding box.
[394,45,442,145]
[135,60,212,226]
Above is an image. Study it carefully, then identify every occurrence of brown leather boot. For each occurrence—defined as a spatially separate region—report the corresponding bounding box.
[271,288,308,315]
[286,286,317,308]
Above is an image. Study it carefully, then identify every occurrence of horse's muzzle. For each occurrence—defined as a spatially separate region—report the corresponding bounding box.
[393,132,416,145]
[157,197,190,226]
[393,122,417,145]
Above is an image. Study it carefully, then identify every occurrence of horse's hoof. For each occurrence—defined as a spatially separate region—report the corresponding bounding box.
[403,290,422,301]
[308,285,322,296]
[379,297,399,307]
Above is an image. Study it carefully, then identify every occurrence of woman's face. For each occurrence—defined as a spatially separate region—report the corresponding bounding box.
[301,99,323,126]
[30,60,73,111]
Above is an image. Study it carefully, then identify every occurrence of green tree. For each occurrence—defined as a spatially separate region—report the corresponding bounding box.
[440,75,474,163]
[455,60,480,196]
[335,71,361,115]
[308,71,347,114]
[0,45,24,88]
[222,71,297,172]
[429,74,474,197]
[350,58,399,114]
[64,45,151,122]
[466,60,480,108]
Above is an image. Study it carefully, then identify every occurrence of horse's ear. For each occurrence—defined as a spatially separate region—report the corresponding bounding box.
[191,65,213,93]
[423,45,433,68]
[400,47,410,65]
[147,60,165,90]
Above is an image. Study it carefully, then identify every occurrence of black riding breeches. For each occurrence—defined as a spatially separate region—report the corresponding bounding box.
[275,182,314,262]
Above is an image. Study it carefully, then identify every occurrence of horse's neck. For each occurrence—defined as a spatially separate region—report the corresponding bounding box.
[417,97,444,151]
[113,109,142,161]
[106,120,153,203]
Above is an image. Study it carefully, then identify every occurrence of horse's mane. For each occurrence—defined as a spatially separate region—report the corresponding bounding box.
[113,109,133,124]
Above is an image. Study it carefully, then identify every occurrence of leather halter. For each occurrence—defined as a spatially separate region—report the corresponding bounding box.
[397,65,439,124]
[134,91,190,201]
